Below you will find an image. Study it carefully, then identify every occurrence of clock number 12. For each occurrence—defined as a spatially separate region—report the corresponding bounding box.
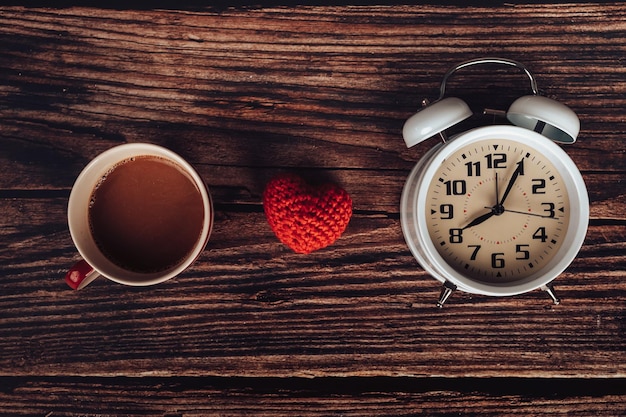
[464,153,508,177]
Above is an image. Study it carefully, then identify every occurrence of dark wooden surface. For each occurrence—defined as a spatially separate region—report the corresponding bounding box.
[1,2,625,416]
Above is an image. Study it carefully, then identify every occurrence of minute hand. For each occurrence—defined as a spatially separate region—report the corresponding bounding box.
[499,158,524,206]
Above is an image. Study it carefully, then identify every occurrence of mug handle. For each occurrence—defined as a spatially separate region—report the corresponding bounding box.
[65,259,101,290]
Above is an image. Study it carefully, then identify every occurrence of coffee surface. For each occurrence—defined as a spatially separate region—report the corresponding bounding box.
[89,155,205,273]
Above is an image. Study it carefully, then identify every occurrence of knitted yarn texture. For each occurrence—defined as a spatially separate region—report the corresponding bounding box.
[263,174,352,254]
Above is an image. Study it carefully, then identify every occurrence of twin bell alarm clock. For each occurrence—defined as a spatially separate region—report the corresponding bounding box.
[400,58,589,307]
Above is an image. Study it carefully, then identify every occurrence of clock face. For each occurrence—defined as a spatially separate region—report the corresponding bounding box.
[425,138,571,284]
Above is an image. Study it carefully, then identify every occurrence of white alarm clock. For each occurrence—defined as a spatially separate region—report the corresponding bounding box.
[400,58,589,307]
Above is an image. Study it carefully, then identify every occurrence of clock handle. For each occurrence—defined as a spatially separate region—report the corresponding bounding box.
[438,57,539,101]
[541,283,561,305]
[436,281,457,308]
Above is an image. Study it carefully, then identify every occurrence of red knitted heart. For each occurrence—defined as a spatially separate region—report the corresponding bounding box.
[263,174,352,254]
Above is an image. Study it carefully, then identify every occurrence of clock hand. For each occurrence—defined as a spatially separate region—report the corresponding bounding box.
[483,206,558,219]
[462,160,530,231]
[506,209,558,219]
[499,158,524,206]
[462,172,504,231]
[495,172,500,207]
[462,209,496,230]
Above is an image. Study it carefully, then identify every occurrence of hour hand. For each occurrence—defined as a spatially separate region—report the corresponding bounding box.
[462,209,495,230]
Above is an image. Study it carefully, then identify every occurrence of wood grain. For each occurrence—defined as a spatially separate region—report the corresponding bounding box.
[1,2,625,415]
[1,198,625,379]
[0,377,624,416]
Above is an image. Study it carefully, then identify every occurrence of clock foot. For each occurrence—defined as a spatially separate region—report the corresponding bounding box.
[436,281,457,308]
[541,283,561,305]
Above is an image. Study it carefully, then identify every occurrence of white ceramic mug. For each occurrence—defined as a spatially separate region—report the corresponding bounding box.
[65,143,213,289]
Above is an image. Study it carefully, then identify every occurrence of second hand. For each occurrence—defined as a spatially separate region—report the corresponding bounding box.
[484,206,557,219]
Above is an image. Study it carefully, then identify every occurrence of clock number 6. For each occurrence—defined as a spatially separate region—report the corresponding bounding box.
[491,253,505,269]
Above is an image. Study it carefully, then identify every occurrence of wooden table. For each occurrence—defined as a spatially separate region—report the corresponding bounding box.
[1,2,625,415]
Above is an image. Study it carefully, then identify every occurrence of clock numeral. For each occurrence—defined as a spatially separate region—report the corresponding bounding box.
[439,204,454,219]
[532,178,546,194]
[449,228,463,244]
[485,153,507,169]
[468,244,481,260]
[533,226,548,243]
[515,244,530,260]
[491,252,505,269]
[444,180,466,196]
[465,161,481,177]
[542,202,556,218]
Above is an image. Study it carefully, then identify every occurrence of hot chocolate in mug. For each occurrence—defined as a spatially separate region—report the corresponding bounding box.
[65,143,213,289]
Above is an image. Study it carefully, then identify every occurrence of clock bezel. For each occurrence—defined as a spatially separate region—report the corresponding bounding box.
[400,125,589,296]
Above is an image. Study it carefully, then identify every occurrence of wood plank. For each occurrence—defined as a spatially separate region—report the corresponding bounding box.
[1,164,624,219]
[0,197,624,378]
[0,377,624,416]
[1,5,625,182]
